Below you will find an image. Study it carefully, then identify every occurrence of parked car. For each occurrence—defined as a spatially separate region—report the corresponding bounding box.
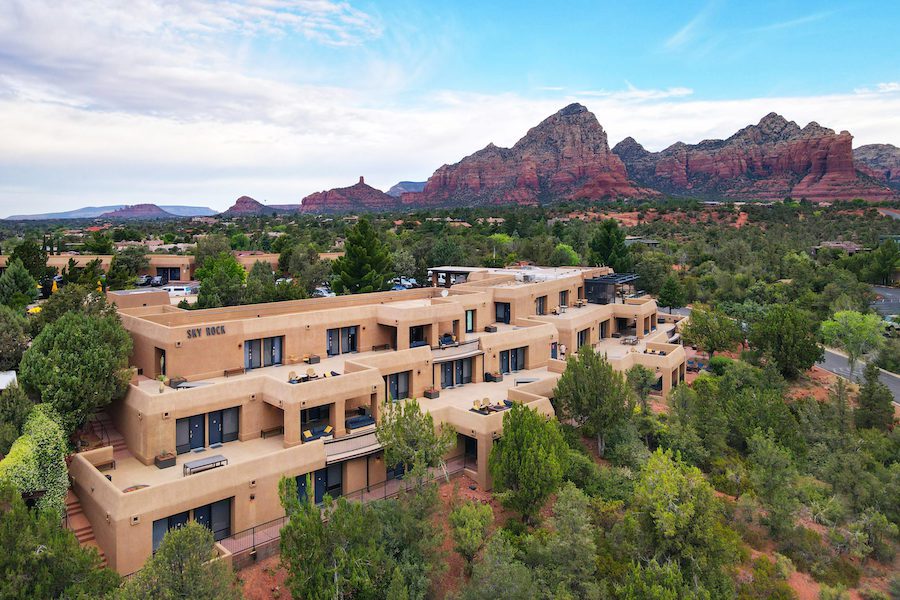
[313,286,335,298]
[135,274,151,286]
[161,284,192,297]
[275,277,293,285]
[150,275,167,286]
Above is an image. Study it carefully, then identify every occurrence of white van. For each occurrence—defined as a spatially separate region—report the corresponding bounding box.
[161,284,192,297]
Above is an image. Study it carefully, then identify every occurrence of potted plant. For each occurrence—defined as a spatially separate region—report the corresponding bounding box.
[155,451,176,469]
[424,387,440,399]
[157,375,166,393]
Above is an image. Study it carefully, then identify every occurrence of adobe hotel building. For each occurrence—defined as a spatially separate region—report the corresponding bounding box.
[68,265,687,574]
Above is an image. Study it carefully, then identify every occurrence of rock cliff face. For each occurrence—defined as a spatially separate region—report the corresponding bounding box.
[221,196,291,216]
[854,144,900,190]
[409,104,651,207]
[100,204,175,219]
[386,181,426,197]
[612,113,895,202]
[300,177,398,213]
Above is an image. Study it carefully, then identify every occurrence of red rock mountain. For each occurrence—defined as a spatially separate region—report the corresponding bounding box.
[408,103,651,207]
[854,144,900,190]
[100,204,175,219]
[300,177,397,213]
[612,113,895,202]
[221,196,296,216]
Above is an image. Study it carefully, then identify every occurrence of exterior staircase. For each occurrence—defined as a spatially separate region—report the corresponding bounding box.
[66,489,107,568]
[90,413,128,457]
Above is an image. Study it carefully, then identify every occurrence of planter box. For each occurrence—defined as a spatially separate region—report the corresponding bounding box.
[168,377,186,389]
[485,372,503,383]
[424,389,440,399]
[155,454,176,469]
[307,354,321,365]
[484,325,498,333]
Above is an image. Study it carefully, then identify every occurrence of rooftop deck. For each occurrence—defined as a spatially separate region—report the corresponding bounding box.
[109,434,296,491]
[425,367,560,415]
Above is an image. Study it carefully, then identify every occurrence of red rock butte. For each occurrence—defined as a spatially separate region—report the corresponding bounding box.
[300,177,397,213]
[613,113,896,202]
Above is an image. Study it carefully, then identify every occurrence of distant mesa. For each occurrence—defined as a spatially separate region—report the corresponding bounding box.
[5,204,216,221]
[854,144,900,190]
[300,176,397,213]
[101,204,176,219]
[221,196,297,216]
[612,112,896,202]
[386,181,426,197]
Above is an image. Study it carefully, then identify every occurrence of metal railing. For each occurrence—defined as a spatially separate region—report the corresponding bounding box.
[220,455,474,558]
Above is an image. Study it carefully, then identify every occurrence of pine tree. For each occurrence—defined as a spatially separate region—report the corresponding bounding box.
[0,258,38,308]
[488,403,567,522]
[855,362,894,430]
[588,219,632,272]
[657,274,685,313]
[331,217,394,294]
[9,238,48,280]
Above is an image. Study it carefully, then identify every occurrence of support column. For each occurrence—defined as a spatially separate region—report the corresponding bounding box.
[283,405,301,447]
[476,435,493,490]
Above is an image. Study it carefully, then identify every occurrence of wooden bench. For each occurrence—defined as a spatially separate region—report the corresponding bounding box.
[261,425,284,439]
[371,343,391,351]
[224,367,245,377]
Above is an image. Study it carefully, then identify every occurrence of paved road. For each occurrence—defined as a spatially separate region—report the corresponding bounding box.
[871,285,900,317]
[819,349,900,407]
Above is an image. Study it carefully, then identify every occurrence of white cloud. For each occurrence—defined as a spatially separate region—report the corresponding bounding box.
[0,0,898,215]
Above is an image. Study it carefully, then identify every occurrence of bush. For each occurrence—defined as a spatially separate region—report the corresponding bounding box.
[709,454,750,496]
[859,588,890,600]
[563,450,603,495]
[708,355,734,375]
[778,526,828,573]
[0,384,32,456]
[0,305,29,371]
[813,556,860,589]
[0,404,68,515]
[737,556,797,600]
[819,584,851,600]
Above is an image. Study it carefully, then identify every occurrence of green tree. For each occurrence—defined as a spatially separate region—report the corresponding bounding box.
[0,405,69,515]
[657,274,686,314]
[821,310,885,379]
[428,236,468,268]
[627,364,657,414]
[279,478,388,600]
[376,397,455,479]
[449,500,493,575]
[634,251,672,295]
[681,304,742,358]
[0,384,32,456]
[392,248,417,280]
[9,239,48,280]
[386,566,410,600]
[195,252,246,308]
[554,345,634,456]
[749,304,823,379]
[458,536,537,600]
[331,217,393,294]
[29,284,116,335]
[285,244,331,295]
[107,245,149,289]
[867,239,900,286]
[0,259,38,308]
[119,522,241,600]
[193,234,232,269]
[747,430,799,535]
[627,449,740,594]
[549,243,580,267]
[0,481,119,599]
[615,559,693,600]
[0,305,30,371]
[81,231,114,254]
[855,362,895,431]
[488,403,567,522]
[524,482,601,599]
[589,219,632,272]
[20,312,132,433]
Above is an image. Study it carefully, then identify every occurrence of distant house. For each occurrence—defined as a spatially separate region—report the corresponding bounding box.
[812,241,863,256]
[624,236,660,248]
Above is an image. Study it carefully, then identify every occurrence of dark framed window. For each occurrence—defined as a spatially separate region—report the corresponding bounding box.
[495,302,511,324]
[577,328,590,349]
[245,336,283,369]
[386,371,410,401]
[535,295,547,315]
[500,347,526,373]
[559,290,569,307]
[465,309,475,333]
[440,358,473,388]
[341,326,358,353]
[152,511,189,552]
[193,497,232,542]
[301,405,330,428]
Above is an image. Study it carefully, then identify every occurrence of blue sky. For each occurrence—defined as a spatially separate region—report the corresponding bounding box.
[0,0,898,214]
